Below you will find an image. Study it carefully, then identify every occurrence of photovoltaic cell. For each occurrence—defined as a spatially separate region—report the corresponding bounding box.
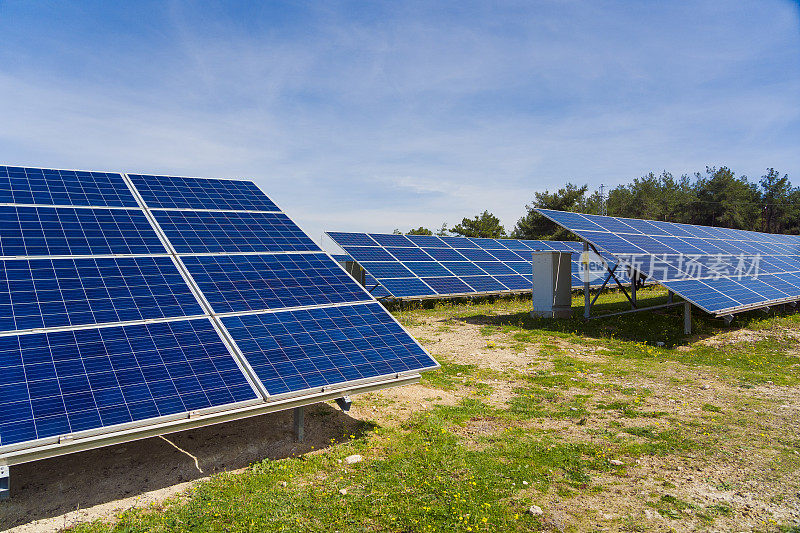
[0,206,166,257]
[0,318,258,447]
[181,253,369,313]
[128,174,279,211]
[0,166,138,208]
[152,210,320,254]
[0,257,204,331]
[221,303,437,395]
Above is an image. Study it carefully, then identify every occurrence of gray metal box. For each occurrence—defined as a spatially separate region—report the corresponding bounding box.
[531,251,572,318]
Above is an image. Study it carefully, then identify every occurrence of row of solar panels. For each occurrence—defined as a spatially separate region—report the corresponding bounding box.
[326,233,629,299]
[0,166,437,458]
[537,208,800,316]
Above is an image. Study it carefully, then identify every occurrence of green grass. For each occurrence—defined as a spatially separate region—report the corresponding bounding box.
[65,288,800,532]
[413,287,800,386]
[70,399,608,532]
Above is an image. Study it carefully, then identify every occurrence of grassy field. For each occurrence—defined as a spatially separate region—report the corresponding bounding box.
[68,288,800,532]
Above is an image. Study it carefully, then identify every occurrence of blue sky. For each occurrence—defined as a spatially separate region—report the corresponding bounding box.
[1,1,798,248]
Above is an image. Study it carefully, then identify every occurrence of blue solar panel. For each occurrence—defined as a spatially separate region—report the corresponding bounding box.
[405,262,451,277]
[421,247,468,261]
[370,234,414,247]
[458,248,496,261]
[421,276,473,294]
[493,275,531,290]
[0,319,258,446]
[405,235,446,247]
[326,232,377,247]
[439,236,479,248]
[380,278,436,297]
[0,206,165,257]
[385,247,432,261]
[344,246,396,262]
[0,257,204,331]
[363,273,392,298]
[359,261,414,278]
[498,240,531,251]
[181,253,369,313]
[0,166,137,207]
[153,210,320,254]
[221,303,437,395]
[475,262,516,275]
[441,261,487,276]
[537,208,800,314]
[487,249,523,261]
[128,174,279,211]
[326,232,605,298]
[0,171,438,457]
[462,276,507,292]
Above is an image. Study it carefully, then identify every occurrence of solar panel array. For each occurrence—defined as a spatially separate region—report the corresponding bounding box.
[326,232,627,299]
[0,166,436,455]
[537,208,800,315]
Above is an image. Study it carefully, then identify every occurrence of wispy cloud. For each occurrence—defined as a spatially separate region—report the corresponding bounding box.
[0,0,798,246]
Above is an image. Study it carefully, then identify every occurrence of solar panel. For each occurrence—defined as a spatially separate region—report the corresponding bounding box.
[0,257,204,331]
[325,232,626,299]
[0,319,259,447]
[221,303,436,395]
[363,273,392,298]
[181,253,370,313]
[0,169,435,469]
[0,166,137,207]
[152,210,319,254]
[537,208,800,315]
[128,174,279,211]
[0,206,166,257]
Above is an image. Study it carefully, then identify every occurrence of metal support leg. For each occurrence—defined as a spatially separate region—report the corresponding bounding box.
[667,291,674,303]
[0,465,9,501]
[293,406,305,443]
[583,241,590,319]
[335,396,352,412]
[723,315,733,327]
[684,302,692,335]
[631,275,637,307]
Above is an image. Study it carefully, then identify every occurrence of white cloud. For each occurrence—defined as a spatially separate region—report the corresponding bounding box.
[0,0,798,242]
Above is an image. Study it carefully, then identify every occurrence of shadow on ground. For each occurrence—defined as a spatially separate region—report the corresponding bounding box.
[452,293,768,347]
[1,403,373,530]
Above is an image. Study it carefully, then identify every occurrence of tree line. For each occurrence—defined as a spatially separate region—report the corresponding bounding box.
[395,167,796,240]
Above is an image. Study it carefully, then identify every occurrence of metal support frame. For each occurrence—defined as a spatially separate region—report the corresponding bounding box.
[335,396,352,412]
[583,241,590,319]
[582,242,637,319]
[0,465,8,501]
[684,302,692,335]
[580,241,693,334]
[293,406,305,442]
